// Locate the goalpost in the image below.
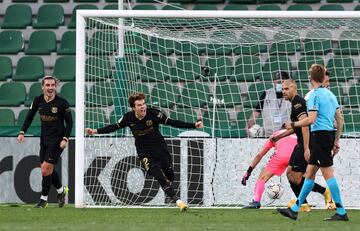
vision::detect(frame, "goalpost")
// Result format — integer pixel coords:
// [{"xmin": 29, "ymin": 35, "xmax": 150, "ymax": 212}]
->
[{"xmin": 76, "ymin": 10, "xmax": 360, "ymax": 208}]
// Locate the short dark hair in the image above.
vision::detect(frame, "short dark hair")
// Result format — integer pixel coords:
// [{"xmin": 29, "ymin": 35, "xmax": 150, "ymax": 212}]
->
[
  {"xmin": 309, "ymin": 64, "xmax": 325, "ymax": 83},
  {"xmin": 275, "ymin": 71, "xmax": 291, "ymax": 80},
  {"xmin": 128, "ymin": 92, "xmax": 145, "ymax": 107},
  {"xmin": 41, "ymin": 75, "xmax": 59, "ymax": 86}
]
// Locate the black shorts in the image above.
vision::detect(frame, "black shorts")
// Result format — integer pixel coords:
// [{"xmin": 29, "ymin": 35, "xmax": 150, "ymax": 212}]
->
[
  {"xmin": 288, "ymin": 144, "xmax": 308, "ymax": 173},
  {"xmin": 309, "ymin": 131, "xmax": 335, "ymax": 167},
  {"xmin": 140, "ymin": 149, "xmax": 172, "ymax": 172},
  {"xmin": 39, "ymin": 138, "xmax": 64, "ymax": 164}
]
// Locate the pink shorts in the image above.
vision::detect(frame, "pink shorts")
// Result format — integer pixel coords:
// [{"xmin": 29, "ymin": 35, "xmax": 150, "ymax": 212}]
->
[{"xmin": 265, "ymin": 152, "xmax": 290, "ymax": 176}]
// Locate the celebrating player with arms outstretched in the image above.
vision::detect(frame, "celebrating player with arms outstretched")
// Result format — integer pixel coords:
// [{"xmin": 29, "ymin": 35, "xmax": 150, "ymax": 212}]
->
[{"xmin": 86, "ymin": 92, "xmax": 203, "ymax": 211}]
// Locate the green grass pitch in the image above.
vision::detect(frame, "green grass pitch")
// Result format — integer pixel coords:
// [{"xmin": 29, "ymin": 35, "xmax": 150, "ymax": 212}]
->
[{"xmin": 1, "ymin": 204, "xmax": 359, "ymax": 231}]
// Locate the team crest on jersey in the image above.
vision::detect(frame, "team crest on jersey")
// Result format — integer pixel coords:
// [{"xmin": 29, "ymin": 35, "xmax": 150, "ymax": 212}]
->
[
  {"xmin": 51, "ymin": 107, "xmax": 58, "ymax": 114},
  {"xmin": 146, "ymin": 120, "xmax": 153, "ymax": 126}
]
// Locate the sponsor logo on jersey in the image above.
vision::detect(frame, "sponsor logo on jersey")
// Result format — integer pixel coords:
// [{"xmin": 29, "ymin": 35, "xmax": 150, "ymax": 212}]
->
[{"xmin": 294, "ymin": 103, "xmax": 302, "ymax": 109}]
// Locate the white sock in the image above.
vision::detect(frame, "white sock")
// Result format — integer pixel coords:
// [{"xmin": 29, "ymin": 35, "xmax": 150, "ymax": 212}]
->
[
  {"xmin": 57, "ymin": 186, "xmax": 64, "ymax": 194},
  {"xmin": 40, "ymin": 195, "xmax": 48, "ymax": 201}
]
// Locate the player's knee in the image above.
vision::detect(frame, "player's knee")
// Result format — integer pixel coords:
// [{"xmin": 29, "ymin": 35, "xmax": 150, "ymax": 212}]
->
[
  {"xmin": 41, "ymin": 163, "xmax": 53, "ymax": 176},
  {"xmin": 286, "ymin": 171, "xmax": 293, "ymax": 181},
  {"xmin": 303, "ymin": 171, "xmax": 315, "ymax": 180}
]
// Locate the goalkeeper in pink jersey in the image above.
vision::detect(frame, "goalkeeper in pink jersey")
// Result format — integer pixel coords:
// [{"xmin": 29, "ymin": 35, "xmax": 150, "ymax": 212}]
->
[{"xmin": 241, "ymin": 128, "xmax": 297, "ymax": 209}]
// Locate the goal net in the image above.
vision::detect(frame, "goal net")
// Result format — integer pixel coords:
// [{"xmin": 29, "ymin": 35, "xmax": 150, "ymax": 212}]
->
[{"xmin": 76, "ymin": 10, "xmax": 360, "ymax": 208}]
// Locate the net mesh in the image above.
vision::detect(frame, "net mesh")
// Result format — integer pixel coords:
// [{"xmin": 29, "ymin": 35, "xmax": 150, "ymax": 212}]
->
[{"xmin": 81, "ymin": 15, "xmax": 360, "ymax": 207}]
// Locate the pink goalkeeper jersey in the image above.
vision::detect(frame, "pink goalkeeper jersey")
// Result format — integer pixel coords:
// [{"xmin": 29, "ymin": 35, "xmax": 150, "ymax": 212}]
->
[
  {"xmin": 264, "ymin": 130, "xmax": 297, "ymax": 156},
  {"xmin": 263, "ymin": 130, "xmax": 298, "ymax": 176}
]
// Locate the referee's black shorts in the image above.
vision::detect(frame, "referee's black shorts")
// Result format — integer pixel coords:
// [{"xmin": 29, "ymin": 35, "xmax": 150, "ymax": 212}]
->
[
  {"xmin": 289, "ymin": 144, "xmax": 308, "ymax": 173},
  {"xmin": 309, "ymin": 131, "xmax": 335, "ymax": 167}
]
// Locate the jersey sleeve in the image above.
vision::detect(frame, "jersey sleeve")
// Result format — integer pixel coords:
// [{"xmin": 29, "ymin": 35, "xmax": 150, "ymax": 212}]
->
[
  {"xmin": 20, "ymin": 96, "xmax": 40, "ymax": 133},
  {"xmin": 263, "ymin": 139, "xmax": 275, "ymax": 149},
  {"xmin": 152, "ymin": 108, "xmax": 196, "ymax": 129},
  {"xmin": 97, "ymin": 113, "xmax": 127, "ymax": 134},
  {"xmin": 294, "ymin": 99, "xmax": 307, "ymax": 120},
  {"xmin": 63, "ymin": 100, "xmax": 73, "ymax": 138},
  {"xmin": 307, "ymin": 92, "xmax": 319, "ymax": 112},
  {"xmin": 116, "ymin": 114, "xmax": 127, "ymax": 128},
  {"xmin": 152, "ymin": 108, "xmax": 167, "ymax": 124}
]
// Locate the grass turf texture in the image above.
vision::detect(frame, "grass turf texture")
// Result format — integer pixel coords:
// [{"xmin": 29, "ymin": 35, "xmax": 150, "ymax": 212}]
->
[{"xmin": 1, "ymin": 204, "xmax": 359, "ymax": 231}]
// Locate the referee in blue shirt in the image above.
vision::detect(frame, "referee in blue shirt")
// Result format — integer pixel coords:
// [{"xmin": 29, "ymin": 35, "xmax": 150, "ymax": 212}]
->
[{"xmin": 277, "ymin": 64, "xmax": 348, "ymax": 221}]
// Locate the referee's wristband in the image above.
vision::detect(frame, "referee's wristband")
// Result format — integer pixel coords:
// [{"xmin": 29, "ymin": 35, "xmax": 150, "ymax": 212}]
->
[
  {"xmin": 19, "ymin": 131, "xmax": 25, "ymax": 135},
  {"xmin": 62, "ymin": 137, "xmax": 69, "ymax": 142}
]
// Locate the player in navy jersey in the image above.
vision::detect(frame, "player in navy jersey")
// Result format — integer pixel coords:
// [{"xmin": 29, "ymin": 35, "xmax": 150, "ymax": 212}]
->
[
  {"xmin": 278, "ymin": 64, "xmax": 348, "ymax": 221},
  {"xmin": 17, "ymin": 76, "xmax": 73, "ymax": 208},
  {"xmin": 85, "ymin": 92, "xmax": 203, "ymax": 211},
  {"xmin": 273, "ymin": 79, "xmax": 334, "ymax": 212}
]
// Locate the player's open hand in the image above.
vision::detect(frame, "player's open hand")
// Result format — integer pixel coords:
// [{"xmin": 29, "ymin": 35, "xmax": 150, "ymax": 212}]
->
[
  {"xmin": 85, "ymin": 128, "xmax": 97, "ymax": 135},
  {"xmin": 17, "ymin": 134, "xmax": 25, "ymax": 143},
  {"xmin": 195, "ymin": 120, "xmax": 203, "ymax": 129}
]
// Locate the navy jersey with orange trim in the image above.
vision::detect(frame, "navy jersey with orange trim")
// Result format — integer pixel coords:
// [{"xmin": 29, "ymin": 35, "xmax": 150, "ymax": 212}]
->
[
  {"xmin": 21, "ymin": 94, "xmax": 73, "ymax": 140},
  {"xmin": 290, "ymin": 95, "xmax": 308, "ymax": 143},
  {"xmin": 97, "ymin": 107, "xmax": 196, "ymax": 156}
]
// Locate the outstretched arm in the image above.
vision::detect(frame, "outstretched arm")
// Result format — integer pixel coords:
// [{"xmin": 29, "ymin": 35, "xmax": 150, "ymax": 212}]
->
[
  {"xmin": 86, "ymin": 115, "xmax": 127, "ymax": 135},
  {"xmin": 270, "ymin": 128, "xmax": 294, "ymax": 143},
  {"xmin": 285, "ymin": 111, "xmax": 318, "ymax": 129},
  {"xmin": 163, "ymin": 118, "xmax": 200, "ymax": 129},
  {"xmin": 241, "ymin": 143, "xmax": 272, "ymax": 186},
  {"xmin": 249, "ymin": 145, "xmax": 272, "ymax": 170},
  {"xmin": 156, "ymin": 109, "xmax": 203, "ymax": 129},
  {"xmin": 85, "ymin": 123, "xmax": 122, "ymax": 135}
]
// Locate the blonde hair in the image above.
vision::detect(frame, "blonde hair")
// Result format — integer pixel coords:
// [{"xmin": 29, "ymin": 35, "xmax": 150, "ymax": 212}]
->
[{"xmin": 309, "ymin": 64, "xmax": 325, "ymax": 83}]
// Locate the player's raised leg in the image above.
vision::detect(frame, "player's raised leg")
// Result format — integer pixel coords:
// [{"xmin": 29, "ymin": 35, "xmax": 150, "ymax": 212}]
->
[{"xmin": 144, "ymin": 157, "xmax": 187, "ymax": 212}]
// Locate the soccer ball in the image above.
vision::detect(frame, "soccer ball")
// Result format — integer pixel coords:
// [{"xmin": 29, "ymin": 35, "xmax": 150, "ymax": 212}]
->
[
  {"xmin": 248, "ymin": 124, "xmax": 265, "ymax": 137},
  {"xmin": 267, "ymin": 183, "xmax": 284, "ymax": 200}
]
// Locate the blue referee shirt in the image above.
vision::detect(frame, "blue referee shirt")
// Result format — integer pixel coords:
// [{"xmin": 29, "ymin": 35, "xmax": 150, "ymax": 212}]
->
[{"xmin": 307, "ymin": 87, "xmax": 339, "ymax": 131}]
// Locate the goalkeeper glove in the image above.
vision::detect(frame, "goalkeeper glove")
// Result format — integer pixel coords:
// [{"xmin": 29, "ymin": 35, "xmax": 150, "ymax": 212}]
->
[{"xmin": 241, "ymin": 166, "xmax": 253, "ymax": 186}]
